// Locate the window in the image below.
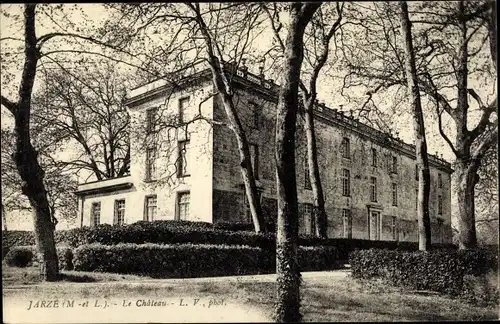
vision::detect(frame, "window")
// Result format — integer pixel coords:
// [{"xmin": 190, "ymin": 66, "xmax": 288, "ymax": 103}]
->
[
  {"xmin": 114, "ymin": 199, "xmax": 125, "ymax": 225},
  {"xmin": 303, "ymin": 203, "xmax": 314, "ymax": 235},
  {"xmin": 415, "ymin": 189, "xmax": 418, "ymax": 210},
  {"xmin": 144, "ymin": 195, "xmax": 157, "ymax": 221},
  {"xmin": 392, "ymin": 183, "xmax": 398, "ymax": 206},
  {"xmin": 304, "ymin": 160, "xmax": 311, "ymax": 190},
  {"xmin": 341, "ymin": 137, "xmax": 350, "ymax": 159},
  {"xmin": 250, "ymin": 102, "xmax": 259, "ymax": 129},
  {"xmin": 343, "ymin": 209, "xmax": 352, "ymax": 238},
  {"xmin": 371, "ymin": 148, "xmax": 377, "ymax": 167},
  {"xmin": 178, "ymin": 97, "xmax": 189, "ymax": 124},
  {"xmin": 177, "ymin": 140, "xmax": 190, "ymax": 177},
  {"xmin": 392, "ymin": 156, "xmax": 398, "ymax": 174},
  {"xmin": 370, "ymin": 177, "xmax": 377, "ymax": 202},
  {"xmin": 437, "ymin": 219, "xmax": 444, "ymax": 243},
  {"xmin": 177, "ymin": 192, "xmax": 190, "ymax": 220},
  {"xmin": 415, "ymin": 164, "xmax": 419, "ymax": 181},
  {"xmin": 438, "ymin": 173, "xmax": 443, "ymax": 188},
  {"xmin": 145, "ymin": 146, "xmax": 157, "ymax": 181},
  {"xmin": 146, "ymin": 107, "xmax": 158, "ymax": 134},
  {"xmin": 438, "ymin": 195, "xmax": 443, "ymax": 215},
  {"xmin": 249, "ymin": 143, "xmax": 259, "ymax": 180},
  {"xmin": 342, "ymin": 169, "xmax": 350, "ymax": 197},
  {"xmin": 91, "ymin": 202, "xmax": 101, "ymax": 227},
  {"xmin": 391, "ymin": 216, "xmax": 397, "ymax": 241}
]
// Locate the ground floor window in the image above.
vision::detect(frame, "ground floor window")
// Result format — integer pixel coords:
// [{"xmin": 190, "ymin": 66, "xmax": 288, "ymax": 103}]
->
[
  {"xmin": 391, "ymin": 216, "xmax": 398, "ymax": 241},
  {"xmin": 368, "ymin": 211, "xmax": 381, "ymax": 240},
  {"xmin": 114, "ymin": 199, "xmax": 125, "ymax": 225},
  {"xmin": 91, "ymin": 202, "xmax": 101, "ymax": 227},
  {"xmin": 177, "ymin": 192, "xmax": 190, "ymax": 220},
  {"xmin": 342, "ymin": 208, "xmax": 352, "ymax": 238},
  {"xmin": 145, "ymin": 195, "xmax": 157, "ymax": 221},
  {"xmin": 303, "ymin": 203, "xmax": 314, "ymax": 235}
]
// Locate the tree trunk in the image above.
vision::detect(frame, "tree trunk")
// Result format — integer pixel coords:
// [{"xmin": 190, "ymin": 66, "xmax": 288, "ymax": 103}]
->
[
  {"xmin": 455, "ymin": 160, "xmax": 480, "ymax": 249},
  {"xmin": 2, "ymin": 203, "xmax": 7, "ymax": 231},
  {"xmin": 304, "ymin": 101, "xmax": 328, "ymax": 238},
  {"xmin": 399, "ymin": 1, "xmax": 432, "ymax": 250},
  {"xmin": 12, "ymin": 4, "xmax": 59, "ymax": 281},
  {"xmin": 274, "ymin": 3, "xmax": 320, "ymax": 322},
  {"xmin": 213, "ymin": 70, "xmax": 266, "ymax": 234}
]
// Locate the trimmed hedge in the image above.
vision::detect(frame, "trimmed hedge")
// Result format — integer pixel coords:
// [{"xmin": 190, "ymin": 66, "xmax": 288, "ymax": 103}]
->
[
  {"xmin": 2, "ymin": 223, "xmax": 458, "ymax": 262},
  {"xmin": 74, "ymin": 243, "xmax": 270, "ymax": 277},
  {"xmin": 3, "ymin": 245, "xmax": 74, "ymax": 270},
  {"xmin": 350, "ymin": 248, "xmax": 498, "ymax": 296},
  {"xmin": 73, "ymin": 243, "xmax": 340, "ymax": 277},
  {"xmin": 4, "ymin": 246, "xmax": 34, "ymax": 267}
]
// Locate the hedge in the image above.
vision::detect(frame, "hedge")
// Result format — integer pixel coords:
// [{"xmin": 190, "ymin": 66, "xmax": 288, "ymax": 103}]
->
[
  {"xmin": 3, "ymin": 245, "xmax": 73, "ymax": 270},
  {"xmin": 73, "ymin": 243, "xmax": 340, "ymax": 277},
  {"xmin": 3, "ymin": 222, "xmax": 458, "ymax": 260},
  {"xmin": 349, "ymin": 248, "xmax": 499, "ymax": 296},
  {"xmin": 4, "ymin": 246, "xmax": 35, "ymax": 267}
]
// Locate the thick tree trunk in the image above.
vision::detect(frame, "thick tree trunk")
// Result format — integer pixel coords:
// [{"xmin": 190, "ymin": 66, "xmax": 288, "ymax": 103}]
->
[
  {"xmin": 274, "ymin": 3, "xmax": 320, "ymax": 322},
  {"xmin": 304, "ymin": 102, "xmax": 328, "ymax": 238},
  {"xmin": 399, "ymin": 1, "xmax": 432, "ymax": 250},
  {"xmin": 12, "ymin": 4, "xmax": 59, "ymax": 281},
  {"xmin": 455, "ymin": 160, "xmax": 480, "ymax": 249}
]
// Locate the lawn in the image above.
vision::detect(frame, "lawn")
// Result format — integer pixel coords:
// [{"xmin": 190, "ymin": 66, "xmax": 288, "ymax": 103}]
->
[{"xmin": 2, "ymin": 265, "xmax": 498, "ymax": 322}]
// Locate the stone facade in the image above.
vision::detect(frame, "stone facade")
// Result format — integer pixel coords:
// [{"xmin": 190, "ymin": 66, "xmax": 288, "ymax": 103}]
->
[{"xmin": 75, "ymin": 64, "xmax": 453, "ymax": 243}]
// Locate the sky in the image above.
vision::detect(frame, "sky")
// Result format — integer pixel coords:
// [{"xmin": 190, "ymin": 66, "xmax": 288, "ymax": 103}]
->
[{"xmin": 0, "ymin": 3, "xmax": 496, "ymax": 231}]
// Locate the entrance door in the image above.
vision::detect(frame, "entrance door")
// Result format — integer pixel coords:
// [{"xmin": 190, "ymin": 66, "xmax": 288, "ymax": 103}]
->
[{"xmin": 369, "ymin": 211, "xmax": 380, "ymax": 240}]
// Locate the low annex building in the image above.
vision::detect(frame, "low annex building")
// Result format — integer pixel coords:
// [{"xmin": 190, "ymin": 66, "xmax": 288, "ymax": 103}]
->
[{"xmin": 74, "ymin": 62, "xmax": 453, "ymax": 243}]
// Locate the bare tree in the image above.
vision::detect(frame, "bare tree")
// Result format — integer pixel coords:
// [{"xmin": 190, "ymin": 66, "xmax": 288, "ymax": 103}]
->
[
  {"xmin": 103, "ymin": 3, "xmax": 268, "ymax": 233},
  {"xmin": 264, "ymin": 2, "xmax": 345, "ymax": 238},
  {"xmin": 398, "ymin": 1, "xmax": 431, "ymax": 250},
  {"xmin": 272, "ymin": 3, "xmax": 321, "ymax": 322},
  {"xmin": 339, "ymin": 1, "xmax": 497, "ymax": 249},
  {"xmin": 31, "ymin": 63, "xmax": 131, "ymax": 181},
  {"xmin": 0, "ymin": 3, "xmax": 137, "ymax": 280},
  {"xmin": 1, "ymin": 127, "xmax": 78, "ymax": 230}
]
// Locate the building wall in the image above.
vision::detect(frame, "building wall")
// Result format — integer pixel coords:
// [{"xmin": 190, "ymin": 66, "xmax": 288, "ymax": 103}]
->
[
  {"xmin": 80, "ymin": 79, "xmax": 215, "ymax": 226},
  {"xmin": 212, "ymin": 81, "xmax": 452, "ymax": 242}
]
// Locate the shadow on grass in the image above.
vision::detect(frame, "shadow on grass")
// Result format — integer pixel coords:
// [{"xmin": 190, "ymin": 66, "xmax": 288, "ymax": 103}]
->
[{"xmin": 59, "ymin": 273, "xmax": 98, "ymax": 283}]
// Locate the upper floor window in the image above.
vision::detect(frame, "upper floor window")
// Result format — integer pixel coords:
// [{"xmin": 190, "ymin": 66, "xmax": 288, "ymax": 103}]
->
[
  {"xmin": 342, "ymin": 169, "xmax": 350, "ymax": 197},
  {"xmin": 177, "ymin": 192, "xmax": 190, "ymax": 220},
  {"xmin": 341, "ymin": 137, "xmax": 350, "ymax": 159},
  {"xmin": 91, "ymin": 202, "xmax": 101, "ymax": 227},
  {"xmin": 177, "ymin": 140, "xmax": 190, "ymax": 177},
  {"xmin": 114, "ymin": 199, "xmax": 125, "ymax": 225},
  {"xmin": 145, "ymin": 146, "xmax": 157, "ymax": 181},
  {"xmin": 370, "ymin": 177, "xmax": 378, "ymax": 202},
  {"xmin": 178, "ymin": 97, "xmax": 189, "ymax": 124},
  {"xmin": 249, "ymin": 143, "xmax": 259, "ymax": 180},
  {"xmin": 144, "ymin": 195, "xmax": 157, "ymax": 221},
  {"xmin": 304, "ymin": 159, "xmax": 311, "ymax": 190},
  {"xmin": 438, "ymin": 173, "xmax": 443, "ymax": 188},
  {"xmin": 392, "ymin": 183, "xmax": 398, "ymax": 206},
  {"xmin": 438, "ymin": 195, "xmax": 443, "ymax": 215},
  {"xmin": 146, "ymin": 107, "xmax": 158, "ymax": 134},
  {"xmin": 250, "ymin": 102, "xmax": 260, "ymax": 129},
  {"xmin": 371, "ymin": 148, "xmax": 377, "ymax": 167},
  {"xmin": 392, "ymin": 156, "xmax": 398, "ymax": 174}
]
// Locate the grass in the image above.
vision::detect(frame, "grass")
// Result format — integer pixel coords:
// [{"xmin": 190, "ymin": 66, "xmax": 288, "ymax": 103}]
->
[{"xmin": 3, "ymin": 265, "xmax": 499, "ymax": 322}]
